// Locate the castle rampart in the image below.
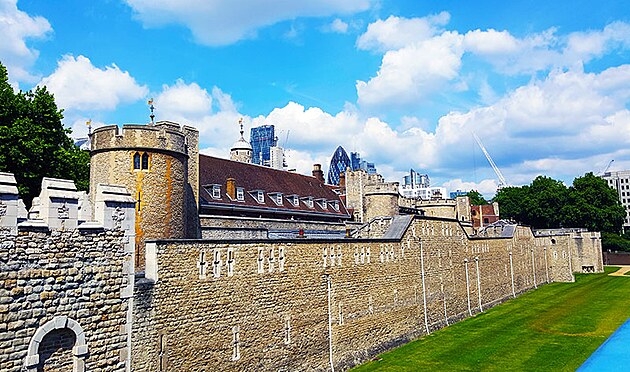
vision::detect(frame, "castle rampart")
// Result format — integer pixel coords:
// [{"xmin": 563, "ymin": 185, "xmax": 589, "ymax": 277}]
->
[
  {"xmin": 132, "ymin": 216, "xmax": 601, "ymax": 371},
  {"xmin": 0, "ymin": 175, "xmax": 136, "ymax": 372}
]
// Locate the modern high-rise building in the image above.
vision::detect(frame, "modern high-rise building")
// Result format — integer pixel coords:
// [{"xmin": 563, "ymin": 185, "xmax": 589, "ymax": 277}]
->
[
  {"xmin": 399, "ymin": 169, "xmax": 446, "ymax": 200},
  {"xmin": 601, "ymin": 170, "xmax": 630, "ymax": 229},
  {"xmin": 327, "ymin": 146, "xmax": 352, "ymax": 185},
  {"xmin": 350, "ymin": 151, "xmax": 377, "ymax": 174},
  {"xmin": 250, "ymin": 125, "xmax": 277, "ymax": 166}
]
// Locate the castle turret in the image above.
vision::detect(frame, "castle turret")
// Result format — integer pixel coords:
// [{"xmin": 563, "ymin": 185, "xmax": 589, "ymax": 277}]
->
[
  {"xmin": 230, "ymin": 118, "xmax": 252, "ymax": 163},
  {"xmin": 89, "ymin": 121, "xmax": 199, "ymax": 268}
]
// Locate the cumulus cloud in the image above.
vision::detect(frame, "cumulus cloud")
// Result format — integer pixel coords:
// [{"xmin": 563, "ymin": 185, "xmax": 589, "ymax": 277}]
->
[
  {"xmin": 356, "ymin": 15, "xmax": 630, "ymax": 107},
  {"xmin": 0, "ymin": 0, "xmax": 52, "ymax": 83},
  {"xmin": 39, "ymin": 55, "xmax": 148, "ymax": 111},
  {"xmin": 357, "ymin": 12, "xmax": 449, "ymax": 52},
  {"xmin": 441, "ymin": 179, "xmax": 498, "ymax": 198},
  {"xmin": 357, "ymin": 31, "xmax": 465, "ymax": 106},
  {"xmin": 124, "ymin": 0, "xmax": 372, "ymax": 46}
]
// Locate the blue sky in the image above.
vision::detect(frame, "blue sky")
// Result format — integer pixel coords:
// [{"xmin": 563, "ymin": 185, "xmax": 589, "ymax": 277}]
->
[{"xmin": 2, "ymin": 0, "xmax": 629, "ymax": 197}]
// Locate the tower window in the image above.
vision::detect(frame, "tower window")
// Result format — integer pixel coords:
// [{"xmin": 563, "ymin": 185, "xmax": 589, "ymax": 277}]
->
[
  {"xmin": 133, "ymin": 152, "xmax": 149, "ymax": 170},
  {"xmin": 142, "ymin": 152, "xmax": 149, "ymax": 169},
  {"xmin": 133, "ymin": 152, "xmax": 141, "ymax": 169}
]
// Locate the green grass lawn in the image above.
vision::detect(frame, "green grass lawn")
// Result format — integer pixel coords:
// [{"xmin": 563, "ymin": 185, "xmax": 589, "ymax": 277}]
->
[{"xmin": 353, "ymin": 266, "xmax": 630, "ymax": 372}]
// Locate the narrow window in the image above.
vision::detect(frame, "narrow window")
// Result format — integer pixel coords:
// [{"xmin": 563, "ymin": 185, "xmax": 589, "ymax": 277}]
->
[
  {"xmin": 354, "ymin": 248, "xmax": 359, "ymax": 265},
  {"xmin": 330, "ymin": 246, "xmax": 335, "ymax": 266},
  {"xmin": 284, "ymin": 316, "xmax": 291, "ymax": 345},
  {"xmin": 337, "ymin": 246, "xmax": 342, "ymax": 267},
  {"xmin": 141, "ymin": 152, "xmax": 149, "ymax": 170},
  {"xmin": 197, "ymin": 251, "xmax": 207, "ymax": 279},
  {"xmin": 276, "ymin": 194, "xmax": 283, "ymax": 205},
  {"xmin": 366, "ymin": 247, "xmax": 371, "ymax": 263},
  {"xmin": 133, "ymin": 152, "xmax": 141, "ymax": 169},
  {"xmin": 292, "ymin": 196, "xmax": 299, "ymax": 206},
  {"xmin": 232, "ymin": 326, "xmax": 240, "ymax": 361},
  {"xmin": 227, "ymin": 248, "xmax": 235, "ymax": 277},
  {"xmin": 380, "ymin": 247, "xmax": 385, "ymax": 263},
  {"xmin": 278, "ymin": 247, "xmax": 285, "ymax": 272},
  {"xmin": 323, "ymin": 247, "xmax": 328, "ymax": 268},
  {"xmin": 257, "ymin": 191, "xmax": 264, "ymax": 203},
  {"xmin": 257, "ymin": 248, "xmax": 264, "ymax": 274},
  {"xmin": 213, "ymin": 250, "xmax": 221, "ymax": 278},
  {"xmin": 360, "ymin": 247, "xmax": 365, "ymax": 264},
  {"xmin": 268, "ymin": 248, "xmax": 275, "ymax": 273}
]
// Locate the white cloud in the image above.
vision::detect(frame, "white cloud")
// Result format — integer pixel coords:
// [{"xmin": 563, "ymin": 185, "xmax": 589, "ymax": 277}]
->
[
  {"xmin": 357, "ymin": 12, "xmax": 449, "ymax": 52},
  {"xmin": 154, "ymin": 79, "xmax": 212, "ymax": 119},
  {"xmin": 0, "ymin": 0, "xmax": 52, "ymax": 83},
  {"xmin": 463, "ymin": 29, "xmax": 519, "ymax": 54},
  {"xmin": 329, "ymin": 18, "xmax": 348, "ymax": 33},
  {"xmin": 124, "ymin": 0, "xmax": 372, "ymax": 46},
  {"xmin": 39, "ymin": 55, "xmax": 148, "ymax": 111},
  {"xmin": 356, "ymin": 31, "xmax": 464, "ymax": 106}
]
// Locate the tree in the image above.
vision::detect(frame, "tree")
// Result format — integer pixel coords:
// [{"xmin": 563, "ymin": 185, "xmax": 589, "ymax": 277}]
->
[
  {"xmin": 0, "ymin": 62, "xmax": 89, "ymax": 207},
  {"xmin": 562, "ymin": 173, "xmax": 625, "ymax": 233},
  {"xmin": 493, "ymin": 173, "xmax": 624, "ymax": 233},
  {"xmin": 466, "ymin": 190, "xmax": 488, "ymax": 205}
]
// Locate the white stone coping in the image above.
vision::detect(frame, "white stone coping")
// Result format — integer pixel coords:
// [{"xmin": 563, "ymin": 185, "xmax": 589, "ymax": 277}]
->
[
  {"xmin": 0, "ymin": 172, "xmax": 18, "ymax": 194},
  {"xmin": 95, "ymin": 184, "xmax": 135, "ymax": 203}
]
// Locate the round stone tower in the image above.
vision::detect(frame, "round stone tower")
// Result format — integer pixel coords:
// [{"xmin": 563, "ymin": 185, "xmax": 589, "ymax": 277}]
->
[{"xmin": 89, "ymin": 121, "xmax": 199, "ymax": 269}]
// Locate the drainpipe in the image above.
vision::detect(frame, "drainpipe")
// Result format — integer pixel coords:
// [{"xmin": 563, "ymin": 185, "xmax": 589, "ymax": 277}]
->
[
  {"xmin": 325, "ymin": 274, "xmax": 335, "ymax": 372},
  {"xmin": 419, "ymin": 239, "xmax": 430, "ymax": 334},
  {"xmin": 509, "ymin": 251, "xmax": 515, "ymax": 298},
  {"xmin": 464, "ymin": 258, "xmax": 472, "ymax": 316},
  {"xmin": 475, "ymin": 256, "xmax": 483, "ymax": 312}
]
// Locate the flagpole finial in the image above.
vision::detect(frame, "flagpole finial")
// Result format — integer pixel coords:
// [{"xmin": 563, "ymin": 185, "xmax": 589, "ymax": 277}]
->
[{"xmin": 148, "ymin": 98, "xmax": 155, "ymax": 124}]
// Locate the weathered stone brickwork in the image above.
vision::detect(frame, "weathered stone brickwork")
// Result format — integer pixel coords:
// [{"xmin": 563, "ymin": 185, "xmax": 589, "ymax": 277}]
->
[
  {"xmin": 0, "ymin": 227, "xmax": 129, "ymax": 372},
  {"xmin": 133, "ymin": 216, "xmax": 602, "ymax": 371}
]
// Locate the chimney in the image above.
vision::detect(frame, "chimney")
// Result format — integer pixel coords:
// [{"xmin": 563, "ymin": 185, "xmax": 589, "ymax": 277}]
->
[
  {"xmin": 312, "ymin": 164, "xmax": 325, "ymax": 183},
  {"xmin": 226, "ymin": 178, "xmax": 236, "ymax": 200}
]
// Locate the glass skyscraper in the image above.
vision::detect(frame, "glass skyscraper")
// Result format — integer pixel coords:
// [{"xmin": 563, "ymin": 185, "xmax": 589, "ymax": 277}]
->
[{"xmin": 250, "ymin": 125, "xmax": 277, "ymax": 166}]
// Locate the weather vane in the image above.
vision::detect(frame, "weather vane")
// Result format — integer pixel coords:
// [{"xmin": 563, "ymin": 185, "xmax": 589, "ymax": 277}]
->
[
  {"xmin": 148, "ymin": 98, "xmax": 155, "ymax": 124},
  {"xmin": 239, "ymin": 117, "xmax": 244, "ymax": 138},
  {"xmin": 86, "ymin": 119, "xmax": 92, "ymax": 135}
]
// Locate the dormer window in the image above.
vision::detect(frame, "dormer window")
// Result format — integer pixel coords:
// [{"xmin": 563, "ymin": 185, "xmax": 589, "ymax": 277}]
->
[
  {"xmin": 287, "ymin": 195, "xmax": 299, "ymax": 207},
  {"xmin": 301, "ymin": 197, "xmax": 314, "ymax": 208},
  {"xmin": 269, "ymin": 193, "xmax": 283, "ymax": 206},
  {"xmin": 316, "ymin": 199, "xmax": 327, "ymax": 209},
  {"xmin": 330, "ymin": 200, "xmax": 339, "ymax": 211},
  {"xmin": 236, "ymin": 188, "xmax": 244, "ymax": 201},
  {"xmin": 257, "ymin": 191, "xmax": 265, "ymax": 203},
  {"xmin": 211, "ymin": 185, "xmax": 221, "ymax": 199}
]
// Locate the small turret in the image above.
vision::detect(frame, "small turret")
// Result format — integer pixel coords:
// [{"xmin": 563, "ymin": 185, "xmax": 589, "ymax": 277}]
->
[{"xmin": 230, "ymin": 118, "xmax": 252, "ymax": 163}]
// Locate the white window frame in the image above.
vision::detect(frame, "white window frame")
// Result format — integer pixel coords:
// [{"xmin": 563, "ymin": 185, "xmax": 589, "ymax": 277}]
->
[
  {"xmin": 212, "ymin": 185, "xmax": 221, "ymax": 199},
  {"xmin": 236, "ymin": 188, "xmax": 244, "ymax": 201}
]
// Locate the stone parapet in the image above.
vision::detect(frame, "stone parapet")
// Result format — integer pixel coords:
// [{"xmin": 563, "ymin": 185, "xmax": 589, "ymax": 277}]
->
[{"xmin": 91, "ymin": 122, "xmax": 190, "ymax": 157}]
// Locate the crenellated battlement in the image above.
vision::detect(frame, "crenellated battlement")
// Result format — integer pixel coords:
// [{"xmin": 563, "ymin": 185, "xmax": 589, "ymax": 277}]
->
[{"xmin": 91, "ymin": 121, "xmax": 198, "ymax": 157}]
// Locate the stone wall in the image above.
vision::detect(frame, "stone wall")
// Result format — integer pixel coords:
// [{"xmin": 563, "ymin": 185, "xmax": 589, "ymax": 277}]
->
[
  {"xmin": 0, "ymin": 174, "xmax": 135, "ymax": 372},
  {"xmin": 132, "ymin": 215, "xmax": 596, "ymax": 371}
]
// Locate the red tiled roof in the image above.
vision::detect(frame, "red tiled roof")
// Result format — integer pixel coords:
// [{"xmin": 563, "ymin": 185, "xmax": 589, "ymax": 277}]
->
[{"xmin": 198, "ymin": 155, "xmax": 350, "ymax": 218}]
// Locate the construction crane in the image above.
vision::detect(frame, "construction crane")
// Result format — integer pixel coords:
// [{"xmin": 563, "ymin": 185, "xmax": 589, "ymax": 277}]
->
[
  {"xmin": 473, "ymin": 133, "xmax": 508, "ymax": 188},
  {"xmin": 599, "ymin": 159, "xmax": 614, "ymax": 175}
]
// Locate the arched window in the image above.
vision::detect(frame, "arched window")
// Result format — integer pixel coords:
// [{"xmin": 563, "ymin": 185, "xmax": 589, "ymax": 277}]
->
[
  {"xmin": 133, "ymin": 152, "xmax": 141, "ymax": 169},
  {"xmin": 141, "ymin": 152, "xmax": 149, "ymax": 170}
]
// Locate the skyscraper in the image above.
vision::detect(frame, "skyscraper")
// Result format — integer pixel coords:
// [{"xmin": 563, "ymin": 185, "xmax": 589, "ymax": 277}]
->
[
  {"xmin": 327, "ymin": 146, "xmax": 352, "ymax": 185},
  {"xmin": 250, "ymin": 125, "xmax": 277, "ymax": 166}
]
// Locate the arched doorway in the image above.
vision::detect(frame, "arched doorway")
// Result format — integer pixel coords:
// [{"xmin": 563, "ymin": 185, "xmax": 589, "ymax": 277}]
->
[{"xmin": 24, "ymin": 316, "xmax": 88, "ymax": 372}]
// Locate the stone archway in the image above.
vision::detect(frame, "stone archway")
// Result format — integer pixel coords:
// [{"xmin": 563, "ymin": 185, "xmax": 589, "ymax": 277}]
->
[{"xmin": 24, "ymin": 316, "xmax": 88, "ymax": 372}]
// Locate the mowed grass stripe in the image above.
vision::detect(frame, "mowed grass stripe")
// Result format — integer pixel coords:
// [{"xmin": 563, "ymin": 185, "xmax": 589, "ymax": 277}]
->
[{"xmin": 353, "ymin": 266, "xmax": 630, "ymax": 372}]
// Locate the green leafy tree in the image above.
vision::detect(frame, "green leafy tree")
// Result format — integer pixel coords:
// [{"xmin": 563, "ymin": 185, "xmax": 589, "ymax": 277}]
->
[
  {"xmin": 493, "ymin": 173, "xmax": 624, "ymax": 233},
  {"xmin": 0, "ymin": 62, "xmax": 89, "ymax": 206},
  {"xmin": 562, "ymin": 172, "xmax": 625, "ymax": 233},
  {"xmin": 466, "ymin": 190, "xmax": 488, "ymax": 205}
]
